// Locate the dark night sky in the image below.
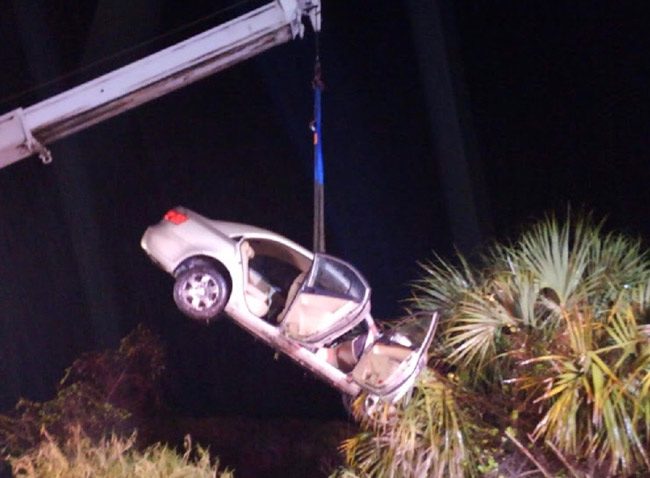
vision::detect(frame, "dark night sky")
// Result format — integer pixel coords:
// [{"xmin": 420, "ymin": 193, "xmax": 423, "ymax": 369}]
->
[{"xmin": 0, "ymin": 1, "xmax": 648, "ymax": 418}]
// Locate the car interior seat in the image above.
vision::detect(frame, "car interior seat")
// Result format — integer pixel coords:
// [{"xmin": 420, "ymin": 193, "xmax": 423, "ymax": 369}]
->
[
  {"xmin": 276, "ymin": 271, "xmax": 306, "ymax": 323},
  {"xmin": 351, "ymin": 343, "xmax": 413, "ymax": 389},
  {"xmin": 240, "ymin": 241, "xmax": 271, "ymax": 317}
]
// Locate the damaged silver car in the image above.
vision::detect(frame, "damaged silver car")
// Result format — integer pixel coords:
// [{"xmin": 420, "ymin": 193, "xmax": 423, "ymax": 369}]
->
[{"xmin": 141, "ymin": 207, "xmax": 436, "ymax": 412}]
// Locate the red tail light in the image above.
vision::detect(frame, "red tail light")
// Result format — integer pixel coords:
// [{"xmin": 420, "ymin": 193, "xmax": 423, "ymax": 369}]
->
[{"xmin": 164, "ymin": 209, "xmax": 188, "ymax": 225}]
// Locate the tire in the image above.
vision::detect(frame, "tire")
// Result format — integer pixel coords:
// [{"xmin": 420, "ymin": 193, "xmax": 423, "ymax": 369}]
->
[{"xmin": 173, "ymin": 262, "xmax": 230, "ymax": 322}]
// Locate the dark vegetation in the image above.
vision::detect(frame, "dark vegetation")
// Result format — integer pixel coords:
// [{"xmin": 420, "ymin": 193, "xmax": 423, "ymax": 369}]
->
[
  {"xmin": 337, "ymin": 214, "xmax": 650, "ymax": 477},
  {"xmin": 0, "ymin": 324, "xmax": 351, "ymax": 477}
]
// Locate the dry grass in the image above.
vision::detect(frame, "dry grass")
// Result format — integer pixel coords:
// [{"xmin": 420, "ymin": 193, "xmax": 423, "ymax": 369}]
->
[{"xmin": 7, "ymin": 427, "xmax": 233, "ymax": 478}]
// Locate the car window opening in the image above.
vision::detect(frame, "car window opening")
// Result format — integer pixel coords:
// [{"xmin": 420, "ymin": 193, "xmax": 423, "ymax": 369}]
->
[
  {"xmin": 240, "ymin": 239, "xmax": 310, "ymax": 322},
  {"xmin": 303, "ymin": 255, "xmax": 367, "ymax": 302}
]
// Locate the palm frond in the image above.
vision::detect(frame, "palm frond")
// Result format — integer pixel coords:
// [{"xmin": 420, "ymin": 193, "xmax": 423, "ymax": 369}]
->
[
  {"xmin": 342, "ymin": 370, "xmax": 479, "ymax": 478},
  {"xmin": 633, "ymin": 281, "xmax": 650, "ymax": 323},
  {"xmin": 412, "ymin": 253, "xmax": 479, "ymax": 312},
  {"xmin": 491, "ymin": 268, "xmax": 544, "ymax": 330},
  {"xmin": 443, "ymin": 292, "xmax": 517, "ymax": 372},
  {"xmin": 508, "ymin": 214, "xmax": 596, "ymax": 309},
  {"xmin": 347, "ymin": 211, "xmax": 650, "ymax": 477},
  {"xmin": 522, "ymin": 305, "xmax": 650, "ymax": 475},
  {"xmin": 594, "ymin": 232, "xmax": 650, "ymax": 286}
]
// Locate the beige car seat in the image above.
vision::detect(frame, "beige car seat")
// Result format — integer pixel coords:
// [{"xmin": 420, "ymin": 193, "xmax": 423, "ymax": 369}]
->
[
  {"xmin": 241, "ymin": 241, "xmax": 271, "ymax": 317},
  {"xmin": 277, "ymin": 272, "xmax": 306, "ymax": 323}
]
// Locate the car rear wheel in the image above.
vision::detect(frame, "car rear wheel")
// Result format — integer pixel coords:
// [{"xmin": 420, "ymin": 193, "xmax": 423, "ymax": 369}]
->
[{"xmin": 173, "ymin": 263, "xmax": 230, "ymax": 322}]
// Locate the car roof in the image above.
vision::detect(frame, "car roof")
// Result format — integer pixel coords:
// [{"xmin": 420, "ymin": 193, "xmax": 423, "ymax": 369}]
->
[
  {"xmin": 179, "ymin": 207, "xmax": 313, "ymax": 258},
  {"xmin": 212, "ymin": 220, "xmax": 314, "ymax": 261}
]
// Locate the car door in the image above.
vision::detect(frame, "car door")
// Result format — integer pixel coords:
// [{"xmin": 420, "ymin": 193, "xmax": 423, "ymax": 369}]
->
[
  {"xmin": 280, "ymin": 254, "xmax": 371, "ymax": 345},
  {"xmin": 236, "ymin": 237, "xmax": 312, "ymax": 320},
  {"xmin": 350, "ymin": 312, "xmax": 438, "ymax": 399}
]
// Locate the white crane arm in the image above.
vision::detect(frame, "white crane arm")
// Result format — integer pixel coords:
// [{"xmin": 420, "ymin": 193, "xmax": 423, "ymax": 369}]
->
[{"xmin": 0, "ymin": 0, "xmax": 320, "ymax": 169}]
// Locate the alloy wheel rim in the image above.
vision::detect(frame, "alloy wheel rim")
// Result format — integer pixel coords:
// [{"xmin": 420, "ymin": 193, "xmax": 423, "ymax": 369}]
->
[{"xmin": 181, "ymin": 272, "xmax": 220, "ymax": 311}]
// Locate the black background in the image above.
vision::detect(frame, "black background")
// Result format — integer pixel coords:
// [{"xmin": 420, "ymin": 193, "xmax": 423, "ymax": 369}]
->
[{"xmin": 0, "ymin": 1, "xmax": 648, "ymax": 418}]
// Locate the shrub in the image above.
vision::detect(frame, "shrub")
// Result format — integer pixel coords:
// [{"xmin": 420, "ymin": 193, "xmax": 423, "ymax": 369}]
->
[
  {"xmin": 339, "ymin": 214, "xmax": 650, "ymax": 477},
  {"xmin": 0, "ymin": 324, "xmax": 165, "ymax": 456},
  {"xmin": 7, "ymin": 426, "xmax": 233, "ymax": 478},
  {"xmin": 337, "ymin": 369, "xmax": 489, "ymax": 478}
]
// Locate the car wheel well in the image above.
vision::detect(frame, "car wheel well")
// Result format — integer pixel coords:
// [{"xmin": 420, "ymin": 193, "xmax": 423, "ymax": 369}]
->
[{"xmin": 174, "ymin": 256, "xmax": 232, "ymax": 291}]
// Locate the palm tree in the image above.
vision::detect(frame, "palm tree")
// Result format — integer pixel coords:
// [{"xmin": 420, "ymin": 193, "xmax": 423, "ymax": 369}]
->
[{"xmin": 337, "ymin": 213, "xmax": 650, "ymax": 477}]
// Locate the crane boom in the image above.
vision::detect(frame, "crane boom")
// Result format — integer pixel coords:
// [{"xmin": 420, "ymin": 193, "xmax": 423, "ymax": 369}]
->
[{"xmin": 0, "ymin": 0, "xmax": 320, "ymax": 169}]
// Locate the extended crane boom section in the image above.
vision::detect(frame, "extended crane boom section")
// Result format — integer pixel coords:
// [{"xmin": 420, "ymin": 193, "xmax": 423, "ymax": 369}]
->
[{"xmin": 0, "ymin": 0, "xmax": 320, "ymax": 169}]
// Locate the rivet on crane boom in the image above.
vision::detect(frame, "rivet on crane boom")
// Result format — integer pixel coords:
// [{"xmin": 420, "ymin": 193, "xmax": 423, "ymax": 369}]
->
[{"xmin": 0, "ymin": 0, "xmax": 321, "ymax": 170}]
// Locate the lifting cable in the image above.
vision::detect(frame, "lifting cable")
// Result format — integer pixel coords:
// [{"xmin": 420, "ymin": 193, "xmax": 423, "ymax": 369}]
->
[{"xmin": 311, "ymin": 29, "xmax": 326, "ymax": 254}]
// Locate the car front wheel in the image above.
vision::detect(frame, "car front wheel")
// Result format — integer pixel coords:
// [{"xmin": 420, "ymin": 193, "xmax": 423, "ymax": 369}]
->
[{"xmin": 173, "ymin": 263, "xmax": 230, "ymax": 322}]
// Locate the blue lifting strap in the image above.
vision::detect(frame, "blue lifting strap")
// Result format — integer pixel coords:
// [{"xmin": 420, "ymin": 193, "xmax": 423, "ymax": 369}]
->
[{"xmin": 312, "ymin": 55, "xmax": 325, "ymax": 253}]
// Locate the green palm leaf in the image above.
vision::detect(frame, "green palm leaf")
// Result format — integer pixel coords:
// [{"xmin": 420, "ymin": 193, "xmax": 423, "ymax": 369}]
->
[
  {"xmin": 341, "ymin": 371, "xmax": 479, "ymax": 478},
  {"xmin": 589, "ymin": 232, "xmax": 650, "ymax": 307},
  {"xmin": 444, "ymin": 292, "xmax": 517, "ymax": 371},
  {"xmin": 509, "ymin": 214, "xmax": 595, "ymax": 309},
  {"xmin": 412, "ymin": 253, "xmax": 478, "ymax": 312},
  {"xmin": 350, "ymin": 212, "xmax": 650, "ymax": 477}
]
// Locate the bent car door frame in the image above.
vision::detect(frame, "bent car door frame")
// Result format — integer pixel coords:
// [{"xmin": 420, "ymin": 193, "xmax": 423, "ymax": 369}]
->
[
  {"xmin": 351, "ymin": 312, "xmax": 439, "ymax": 400},
  {"xmin": 280, "ymin": 253, "xmax": 371, "ymax": 346}
]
